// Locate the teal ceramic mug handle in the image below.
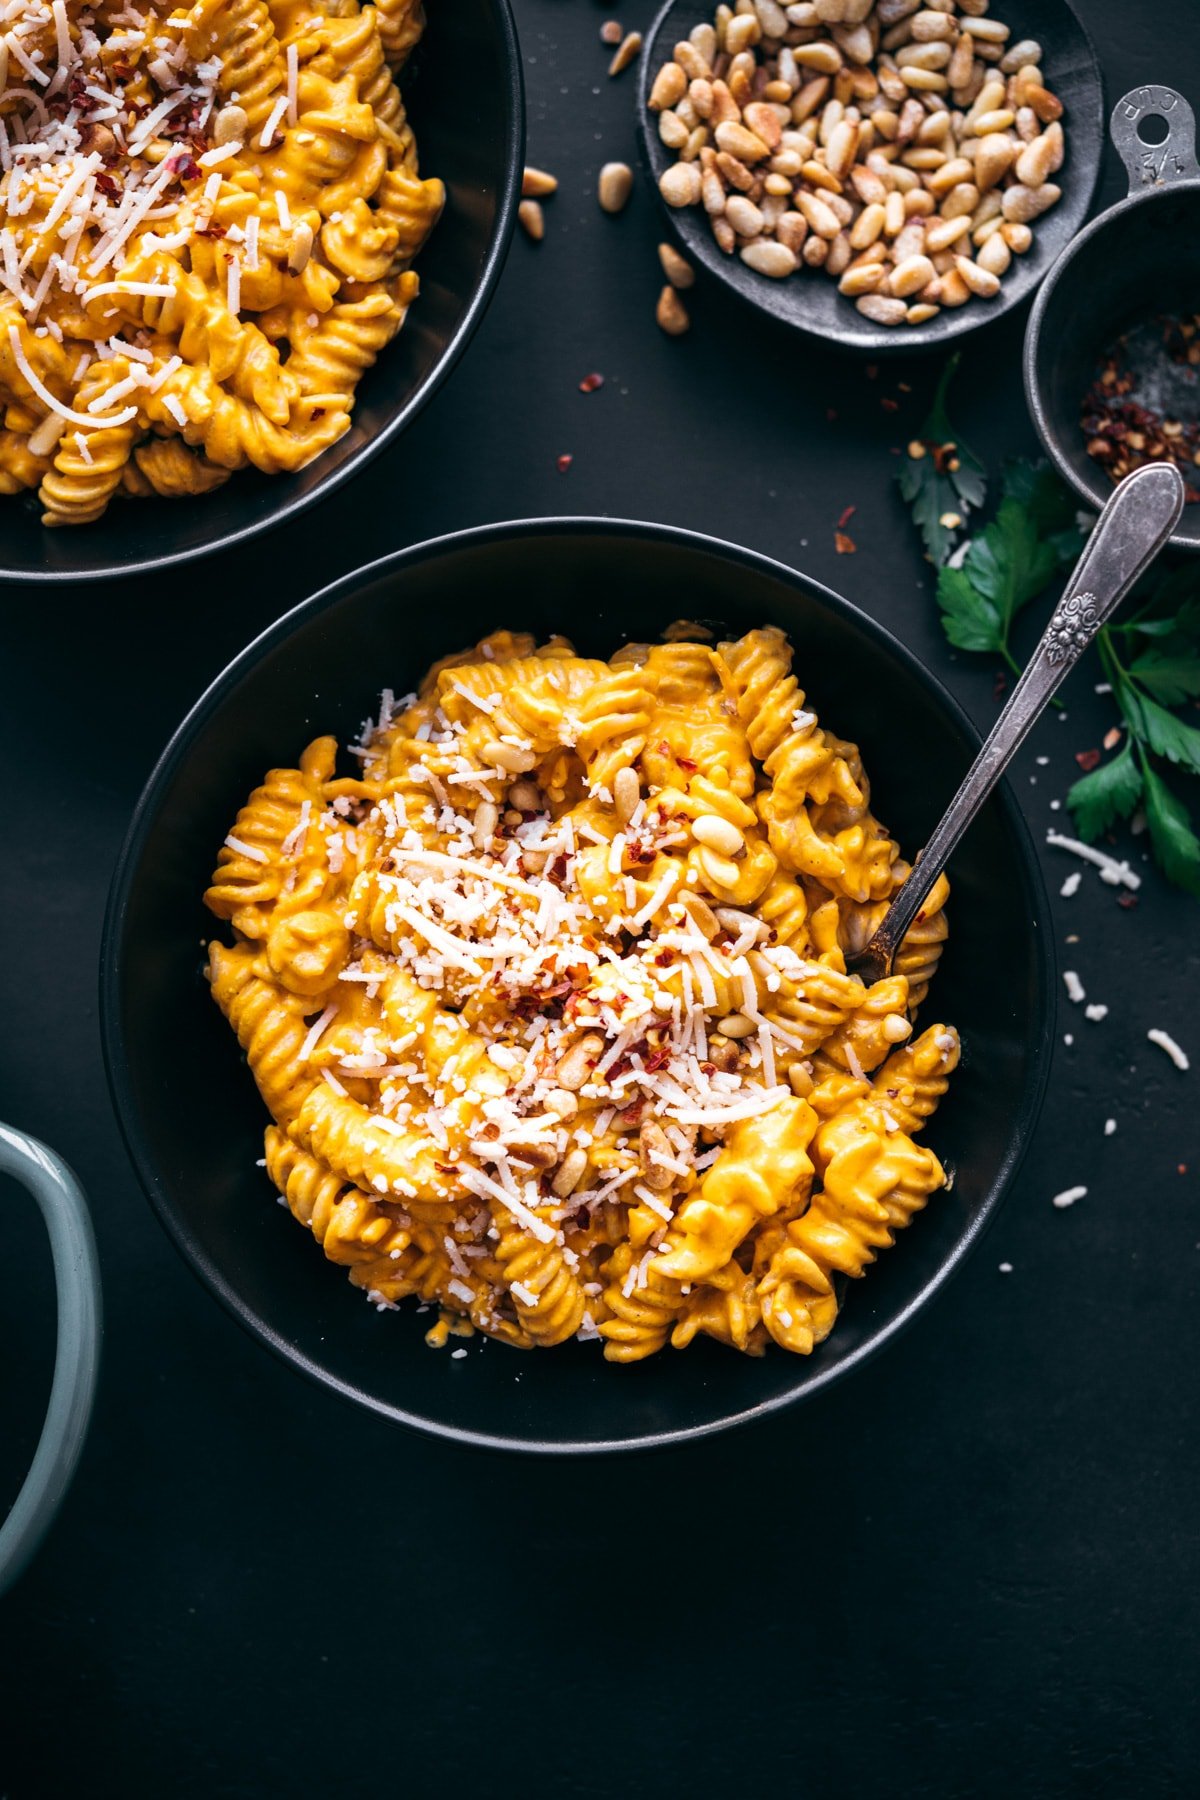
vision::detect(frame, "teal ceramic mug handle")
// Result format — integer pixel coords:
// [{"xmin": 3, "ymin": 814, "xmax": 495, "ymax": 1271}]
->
[{"xmin": 0, "ymin": 1124, "xmax": 101, "ymax": 1597}]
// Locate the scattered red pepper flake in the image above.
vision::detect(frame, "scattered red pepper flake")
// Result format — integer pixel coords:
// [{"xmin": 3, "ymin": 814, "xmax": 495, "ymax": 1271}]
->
[
  {"xmin": 881, "ymin": 396, "xmax": 899, "ymax": 412},
  {"xmin": 556, "ymin": 453, "xmax": 573, "ymax": 472},
  {"xmin": 579, "ymin": 372, "xmax": 604, "ymax": 393},
  {"xmin": 993, "ymin": 671, "xmax": 1007, "ymax": 700},
  {"xmin": 835, "ymin": 531, "xmax": 857, "ymax": 555},
  {"xmin": 1117, "ymin": 893, "xmax": 1138, "ymax": 909},
  {"xmin": 864, "ymin": 364, "xmax": 878, "ymax": 380},
  {"xmin": 1075, "ymin": 748, "xmax": 1102, "ymax": 771},
  {"xmin": 837, "ymin": 504, "xmax": 856, "ymax": 529},
  {"xmin": 1180, "ymin": 1164, "xmax": 1189, "ymax": 1175}
]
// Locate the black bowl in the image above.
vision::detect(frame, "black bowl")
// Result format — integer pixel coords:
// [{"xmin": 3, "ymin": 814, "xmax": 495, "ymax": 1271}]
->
[
  {"xmin": 101, "ymin": 519, "xmax": 1053, "ymax": 1453},
  {"xmin": 1, "ymin": 0, "xmax": 523, "ymax": 584},
  {"xmin": 1025, "ymin": 84, "xmax": 1200, "ymax": 554},
  {"xmin": 636, "ymin": 0, "xmax": 1103, "ymax": 354}
]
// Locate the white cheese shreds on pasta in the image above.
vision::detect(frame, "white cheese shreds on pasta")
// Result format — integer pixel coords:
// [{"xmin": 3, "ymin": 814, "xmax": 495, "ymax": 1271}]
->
[{"xmin": 204, "ymin": 626, "xmax": 961, "ymax": 1364}]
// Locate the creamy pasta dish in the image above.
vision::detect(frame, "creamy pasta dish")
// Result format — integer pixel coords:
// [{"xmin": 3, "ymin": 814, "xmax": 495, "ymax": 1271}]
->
[
  {"xmin": 204, "ymin": 626, "xmax": 959, "ymax": 1362},
  {"xmin": 0, "ymin": 0, "xmax": 441, "ymax": 524}
]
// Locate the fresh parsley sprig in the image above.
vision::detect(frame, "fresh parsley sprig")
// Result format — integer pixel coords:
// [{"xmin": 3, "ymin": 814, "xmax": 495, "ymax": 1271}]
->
[
  {"xmin": 896, "ymin": 352, "xmax": 988, "ymax": 566},
  {"xmin": 936, "ymin": 459, "xmax": 1085, "ymax": 678},
  {"xmin": 1069, "ymin": 566, "xmax": 1200, "ymax": 895}
]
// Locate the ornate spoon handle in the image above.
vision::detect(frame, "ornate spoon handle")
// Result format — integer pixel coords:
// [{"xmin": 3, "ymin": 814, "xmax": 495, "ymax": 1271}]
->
[{"xmin": 849, "ymin": 462, "xmax": 1185, "ymax": 984}]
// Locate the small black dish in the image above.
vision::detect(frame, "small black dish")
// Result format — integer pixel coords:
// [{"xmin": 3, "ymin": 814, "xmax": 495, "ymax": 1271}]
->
[
  {"xmin": 101, "ymin": 519, "xmax": 1053, "ymax": 1454},
  {"xmin": 636, "ymin": 0, "xmax": 1103, "ymax": 354},
  {"xmin": 0, "ymin": 0, "xmax": 523, "ymax": 584},
  {"xmin": 1025, "ymin": 84, "xmax": 1200, "ymax": 554}
]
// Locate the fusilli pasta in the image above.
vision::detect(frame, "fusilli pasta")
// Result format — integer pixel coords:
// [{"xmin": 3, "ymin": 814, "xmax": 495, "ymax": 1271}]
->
[{"xmin": 204, "ymin": 624, "xmax": 959, "ymax": 1361}]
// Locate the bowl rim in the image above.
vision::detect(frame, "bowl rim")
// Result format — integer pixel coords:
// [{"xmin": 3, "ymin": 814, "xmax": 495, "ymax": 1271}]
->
[
  {"xmin": 2, "ymin": 0, "xmax": 525, "ymax": 586},
  {"xmin": 1023, "ymin": 175, "xmax": 1200, "ymax": 554},
  {"xmin": 99, "ymin": 515, "xmax": 1055, "ymax": 1454},
  {"xmin": 635, "ymin": 0, "xmax": 1104, "ymax": 356}
]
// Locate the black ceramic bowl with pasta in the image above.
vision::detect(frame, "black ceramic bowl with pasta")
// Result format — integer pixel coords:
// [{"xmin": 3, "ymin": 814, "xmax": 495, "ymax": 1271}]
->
[
  {"xmin": 0, "ymin": 0, "xmax": 523, "ymax": 585},
  {"xmin": 101, "ymin": 519, "xmax": 1053, "ymax": 1453}
]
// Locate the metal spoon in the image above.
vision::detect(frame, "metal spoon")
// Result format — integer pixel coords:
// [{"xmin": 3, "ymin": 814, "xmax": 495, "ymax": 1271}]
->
[{"xmin": 848, "ymin": 460, "xmax": 1185, "ymax": 986}]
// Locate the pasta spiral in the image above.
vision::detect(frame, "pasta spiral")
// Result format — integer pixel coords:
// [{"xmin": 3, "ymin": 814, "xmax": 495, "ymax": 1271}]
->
[{"xmin": 205, "ymin": 624, "xmax": 959, "ymax": 1362}]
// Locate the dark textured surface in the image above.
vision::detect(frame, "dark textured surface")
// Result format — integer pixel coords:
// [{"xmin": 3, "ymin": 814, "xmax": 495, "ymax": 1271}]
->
[{"xmin": 3, "ymin": 1, "xmax": 1199, "ymax": 1793}]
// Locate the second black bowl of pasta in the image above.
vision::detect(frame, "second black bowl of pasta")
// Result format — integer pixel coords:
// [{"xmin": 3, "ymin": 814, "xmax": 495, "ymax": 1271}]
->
[
  {"xmin": 0, "ymin": 0, "xmax": 522, "ymax": 581},
  {"xmin": 102, "ymin": 518, "xmax": 1053, "ymax": 1452}
]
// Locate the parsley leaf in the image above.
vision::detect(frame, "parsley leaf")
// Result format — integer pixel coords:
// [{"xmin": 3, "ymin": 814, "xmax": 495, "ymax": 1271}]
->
[
  {"xmin": 1135, "ymin": 696, "xmax": 1200, "ymax": 777},
  {"xmin": 1066, "ymin": 739, "xmax": 1144, "ymax": 841},
  {"xmin": 1142, "ymin": 761, "xmax": 1200, "ymax": 897},
  {"xmin": 935, "ymin": 469, "xmax": 1084, "ymax": 671},
  {"xmin": 1128, "ymin": 645, "xmax": 1200, "ymax": 705},
  {"xmin": 896, "ymin": 353, "xmax": 987, "ymax": 566}
]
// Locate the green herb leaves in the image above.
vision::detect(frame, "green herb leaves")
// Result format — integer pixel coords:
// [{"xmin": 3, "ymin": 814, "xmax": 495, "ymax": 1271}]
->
[
  {"xmin": 1071, "ymin": 565, "xmax": 1200, "ymax": 895},
  {"xmin": 896, "ymin": 353, "xmax": 987, "ymax": 566},
  {"xmin": 936, "ymin": 462, "xmax": 1085, "ymax": 674},
  {"xmin": 1067, "ymin": 739, "xmax": 1143, "ymax": 841}
]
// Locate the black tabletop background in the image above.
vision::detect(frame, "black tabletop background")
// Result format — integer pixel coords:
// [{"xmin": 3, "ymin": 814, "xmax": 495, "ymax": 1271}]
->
[{"xmin": 4, "ymin": 4, "xmax": 1200, "ymax": 1795}]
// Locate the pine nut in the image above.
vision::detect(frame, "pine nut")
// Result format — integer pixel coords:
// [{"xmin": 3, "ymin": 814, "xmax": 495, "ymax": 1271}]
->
[
  {"xmin": 656, "ymin": 284, "xmax": 691, "ymax": 334},
  {"xmin": 744, "ymin": 101, "xmax": 784, "ymax": 150},
  {"xmin": 692, "ymin": 814, "xmax": 746, "ymax": 856},
  {"xmin": 696, "ymin": 846, "xmax": 741, "ymax": 889},
  {"xmin": 940, "ymin": 181, "xmax": 981, "ymax": 219},
  {"xmin": 905, "ymin": 301, "xmax": 940, "ymax": 323},
  {"xmin": 856, "ymin": 293, "xmax": 908, "ymax": 324},
  {"xmin": 598, "ymin": 162, "xmax": 634, "ymax": 214},
  {"xmin": 975, "ymin": 230, "xmax": 1011, "ymax": 276},
  {"xmin": 716, "ymin": 1013, "xmax": 756, "ymax": 1039},
  {"xmin": 740, "ymin": 239, "xmax": 798, "ymax": 276},
  {"xmin": 890, "ymin": 252, "xmax": 935, "ymax": 297},
  {"xmin": 962, "ymin": 17, "xmax": 1010, "ymax": 44},
  {"xmin": 883, "ymin": 1013, "xmax": 914, "ymax": 1043},
  {"xmin": 608, "ymin": 30, "xmax": 642, "ymax": 76},
  {"xmin": 658, "ymin": 244, "xmax": 694, "ymax": 289},
  {"xmin": 1014, "ymin": 132, "xmax": 1054, "ymax": 188},
  {"xmin": 848, "ymin": 201, "xmax": 885, "ymax": 248},
  {"xmin": 556, "ymin": 1033, "xmax": 605, "ymax": 1091},
  {"xmin": 472, "ymin": 800, "xmax": 498, "ymax": 850},
  {"xmin": 283, "ymin": 220, "xmax": 314, "ymax": 273},
  {"xmin": 714, "ymin": 120, "xmax": 771, "ymax": 162},
  {"xmin": 639, "ymin": 1122, "xmax": 676, "ymax": 1191},
  {"xmin": 726, "ymin": 194, "xmax": 765, "ymax": 235},
  {"xmin": 1002, "ymin": 180, "xmax": 1060, "ymax": 222},
  {"xmin": 544, "ymin": 1088, "xmax": 578, "ymax": 1120},
  {"xmin": 1001, "ymin": 38, "xmax": 1042, "ymax": 74},
  {"xmin": 1026, "ymin": 84, "xmax": 1063, "ymax": 124},
  {"xmin": 659, "ymin": 162, "xmax": 702, "ymax": 206},
  {"xmin": 491, "ymin": 742, "xmax": 538, "ymax": 774},
  {"xmin": 613, "ymin": 766, "xmax": 641, "ymax": 822},
  {"xmin": 214, "ymin": 104, "xmax": 248, "ymax": 145},
  {"xmin": 552, "ymin": 1148, "xmax": 589, "ymax": 1198},
  {"xmin": 839, "ymin": 261, "xmax": 885, "ymax": 296},
  {"xmin": 650, "ymin": 63, "xmax": 687, "ymax": 111},
  {"xmin": 1001, "ymin": 219, "xmax": 1033, "ymax": 252},
  {"xmin": 955, "ymin": 253, "xmax": 1000, "ymax": 297},
  {"xmin": 925, "ymin": 213, "xmax": 972, "ymax": 251},
  {"xmin": 522, "ymin": 166, "xmax": 558, "ymax": 197},
  {"xmin": 788, "ymin": 1062, "xmax": 814, "ymax": 1097},
  {"xmin": 794, "ymin": 41, "xmax": 842, "ymax": 74},
  {"xmin": 509, "ymin": 779, "xmax": 542, "ymax": 812},
  {"xmin": 972, "ymin": 108, "xmax": 1015, "ymax": 134},
  {"xmin": 659, "ymin": 110, "xmax": 689, "ymax": 150},
  {"xmin": 974, "ymin": 131, "xmax": 1015, "ymax": 189},
  {"xmin": 680, "ymin": 891, "xmax": 720, "ymax": 939}
]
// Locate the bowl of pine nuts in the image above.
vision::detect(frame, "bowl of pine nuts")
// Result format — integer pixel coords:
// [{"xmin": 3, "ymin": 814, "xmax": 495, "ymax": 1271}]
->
[{"xmin": 637, "ymin": 0, "xmax": 1103, "ymax": 350}]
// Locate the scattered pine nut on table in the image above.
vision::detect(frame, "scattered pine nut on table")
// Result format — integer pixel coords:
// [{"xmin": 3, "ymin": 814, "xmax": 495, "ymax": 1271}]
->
[{"xmin": 647, "ymin": 0, "xmax": 1065, "ymax": 325}]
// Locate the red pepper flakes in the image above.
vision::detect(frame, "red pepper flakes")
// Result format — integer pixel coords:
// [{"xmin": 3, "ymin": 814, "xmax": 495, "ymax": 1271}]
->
[
  {"xmin": 835, "ymin": 531, "xmax": 857, "ymax": 555},
  {"xmin": 864, "ymin": 364, "xmax": 878, "ymax": 380},
  {"xmin": 579, "ymin": 372, "xmax": 604, "ymax": 393},
  {"xmin": 837, "ymin": 504, "xmax": 856, "ymax": 529},
  {"xmin": 1117, "ymin": 893, "xmax": 1138, "ymax": 909},
  {"xmin": 881, "ymin": 396, "xmax": 899, "ymax": 412},
  {"xmin": 993, "ymin": 671, "xmax": 1007, "ymax": 700},
  {"xmin": 1180, "ymin": 1164, "xmax": 1189, "ymax": 1175},
  {"xmin": 1075, "ymin": 748, "xmax": 1102, "ymax": 772},
  {"xmin": 556, "ymin": 453, "xmax": 573, "ymax": 473}
]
